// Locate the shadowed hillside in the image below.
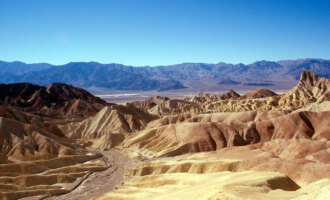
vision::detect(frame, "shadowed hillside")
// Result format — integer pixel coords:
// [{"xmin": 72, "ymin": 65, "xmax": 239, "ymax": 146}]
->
[{"xmin": 0, "ymin": 82, "xmax": 109, "ymax": 117}]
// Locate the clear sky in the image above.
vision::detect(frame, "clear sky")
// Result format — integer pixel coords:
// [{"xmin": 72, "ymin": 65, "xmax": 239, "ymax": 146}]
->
[{"xmin": 0, "ymin": 0, "xmax": 329, "ymax": 66}]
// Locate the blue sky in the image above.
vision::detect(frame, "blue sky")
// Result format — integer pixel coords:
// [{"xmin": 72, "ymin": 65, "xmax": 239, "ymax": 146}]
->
[{"xmin": 0, "ymin": 0, "xmax": 329, "ymax": 66}]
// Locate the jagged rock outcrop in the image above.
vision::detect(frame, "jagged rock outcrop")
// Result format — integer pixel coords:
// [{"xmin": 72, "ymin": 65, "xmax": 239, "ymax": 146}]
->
[
  {"xmin": 132, "ymin": 90, "xmax": 241, "ymax": 117},
  {"xmin": 279, "ymin": 70, "xmax": 330, "ymax": 108},
  {"xmin": 190, "ymin": 89, "xmax": 240, "ymax": 103},
  {"xmin": 132, "ymin": 96, "xmax": 193, "ymax": 116},
  {"xmin": 132, "ymin": 96, "xmax": 170, "ymax": 110},
  {"xmin": 170, "ymin": 70, "xmax": 329, "ymax": 114},
  {"xmin": 239, "ymin": 88, "xmax": 278, "ymax": 99}
]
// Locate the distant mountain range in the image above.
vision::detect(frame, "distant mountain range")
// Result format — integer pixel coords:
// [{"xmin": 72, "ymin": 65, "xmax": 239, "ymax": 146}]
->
[{"xmin": 0, "ymin": 59, "xmax": 329, "ymax": 92}]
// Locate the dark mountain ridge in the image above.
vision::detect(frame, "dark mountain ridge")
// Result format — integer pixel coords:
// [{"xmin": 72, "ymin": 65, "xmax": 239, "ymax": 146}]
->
[{"xmin": 0, "ymin": 82, "xmax": 109, "ymax": 116}]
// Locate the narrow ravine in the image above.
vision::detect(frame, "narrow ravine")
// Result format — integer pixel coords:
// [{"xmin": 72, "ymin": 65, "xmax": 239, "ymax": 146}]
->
[{"xmin": 38, "ymin": 149, "xmax": 136, "ymax": 200}]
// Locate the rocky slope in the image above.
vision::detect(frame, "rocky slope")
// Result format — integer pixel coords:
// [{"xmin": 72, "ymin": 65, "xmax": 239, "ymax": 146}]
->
[
  {"xmin": 189, "ymin": 89, "xmax": 241, "ymax": 103},
  {"xmin": 0, "ymin": 82, "xmax": 109, "ymax": 117},
  {"xmin": 98, "ymin": 143, "xmax": 330, "ymax": 200},
  {"xmin": 95, "ymin": 70, "xmax": 330, "ymax": 200},
  {"xmin": 131, "ymin": 90, "xmax": 242, "ymax": 116},
  {"xmin": 169, "ymin": 70, "xmax": 329, "ymax": 114},
  {"xmin": 0, "ymin": 97, "xmax": 156, "ymax": 199},
  {"xmin": 131, "ymin": 70, "xmax": 328, "ymax": 116},
  {"xmin": 279, "ymin": 70, "xmax": 330, "ymax": 108},
  {"xmin": 132, "ymin": 96, "xmax": 194, "ymax": 116},
  {"xmin": 59, "ymin": 104, "xmax": 157, "ymax": 150},
  {"xmin": 120, "ymin": 71, "xmax": 329, "ymax": 159},
  {"xmin": 239, "ymin": 88, "xmax": 278, "ymax": 99},
  {"xmin": 0, "ymin": 69, "xmax": 329, "ymax": 200},
  {"xmin": 120, "ymin": 110, "xmax": 329, "ymax": 157},
  {"xmin": 0, "ymin": 107, "xmax": 110, "ymax": 200}
]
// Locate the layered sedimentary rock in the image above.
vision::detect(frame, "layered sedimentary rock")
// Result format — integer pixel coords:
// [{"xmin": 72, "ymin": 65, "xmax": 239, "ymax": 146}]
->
[
  {"xmin": 279, "ymin": 70, "xmax": 330, "ymax": 108},
  {"xmin": 130, "ymin": 71, "xmax": 328, "ymax": 117},
  {"xmin": 171, "ymin": 70, "xmax": 330, "ymax": 114},
  {"xmin": 121, "ymin": 110, "xmax": 329, "ymax": 157},
  {"xmin": 0, "ymin": 107, "xmax": 109, "ymax": 200},
  {"xmin": 59, "ymin": 104, "xmax": 157, "ymax": 150},
  {"xmin": 1, "ymin": 70, "xmax": 329, "ymax": 200},
  {"xmin": 95, "ymin": 70, "xmax": 330, "ymax": 200},
  {"xmin": 132, "ymin": 96, "xmax": 193, "ymax": 116},
  {"xmin": 239, "ymin": 88, "xmax": 278, "ymax": 99},
  {"xmin": 189, "ymin": 89, "xmax": 240, "ymax": 103},
  {"xmin": 98, "ymin": 140, "xmax": 330, "ymax": 200}
]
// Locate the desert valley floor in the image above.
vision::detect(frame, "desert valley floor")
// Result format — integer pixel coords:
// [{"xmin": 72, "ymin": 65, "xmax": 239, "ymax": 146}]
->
[{"xmin": 0, "ymin": 70, "xmax": 329, "ymax": 200}]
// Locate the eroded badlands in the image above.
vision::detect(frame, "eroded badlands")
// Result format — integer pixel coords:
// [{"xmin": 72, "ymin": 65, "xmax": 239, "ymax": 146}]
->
[{"xmin": 0, "ymin": 70, "xmax": 329, "ymax": 200}]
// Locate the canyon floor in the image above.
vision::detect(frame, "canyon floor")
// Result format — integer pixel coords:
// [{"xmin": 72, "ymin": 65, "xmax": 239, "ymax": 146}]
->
[{"xmin": 0, "ymin": 70, "xmax": 329, "ymax": 200}]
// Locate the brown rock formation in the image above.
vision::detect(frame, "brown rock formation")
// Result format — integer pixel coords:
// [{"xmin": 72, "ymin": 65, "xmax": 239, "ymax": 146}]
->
[
  {"xmin": 98, "ymin": 70, "xmax": 329, "ymax": 200},
  {"xmin": 1, "ymin": 70, "xmax": 329, "ymax": 200},
  {"xmin": 0, "ymin": 82, "xmax": 109, "ymax": 117},
  {"xmin": 239, "ymin": 88, "xmax": 278, "ymax": 99},
  {"xmin": 190, "ymin": 89, "xmax": 240, "ymax": 103},
  {"xmin": 132, "ymin": 96, "xmax": 193, "ymax": 116},
  {"xmin": 121, "ymin": 110, "xmax": 329, "ymax": 157},
  {"xmin": 61, "ymin": 104, "xmax": 158, "ymax": 150},
  {"xmin": 171, "ymin": 70, "xmax": 330, "ymax": 114},
  {"xmin": 0, "ymin": 107, "xmax": 109, "ymax": 199}
]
